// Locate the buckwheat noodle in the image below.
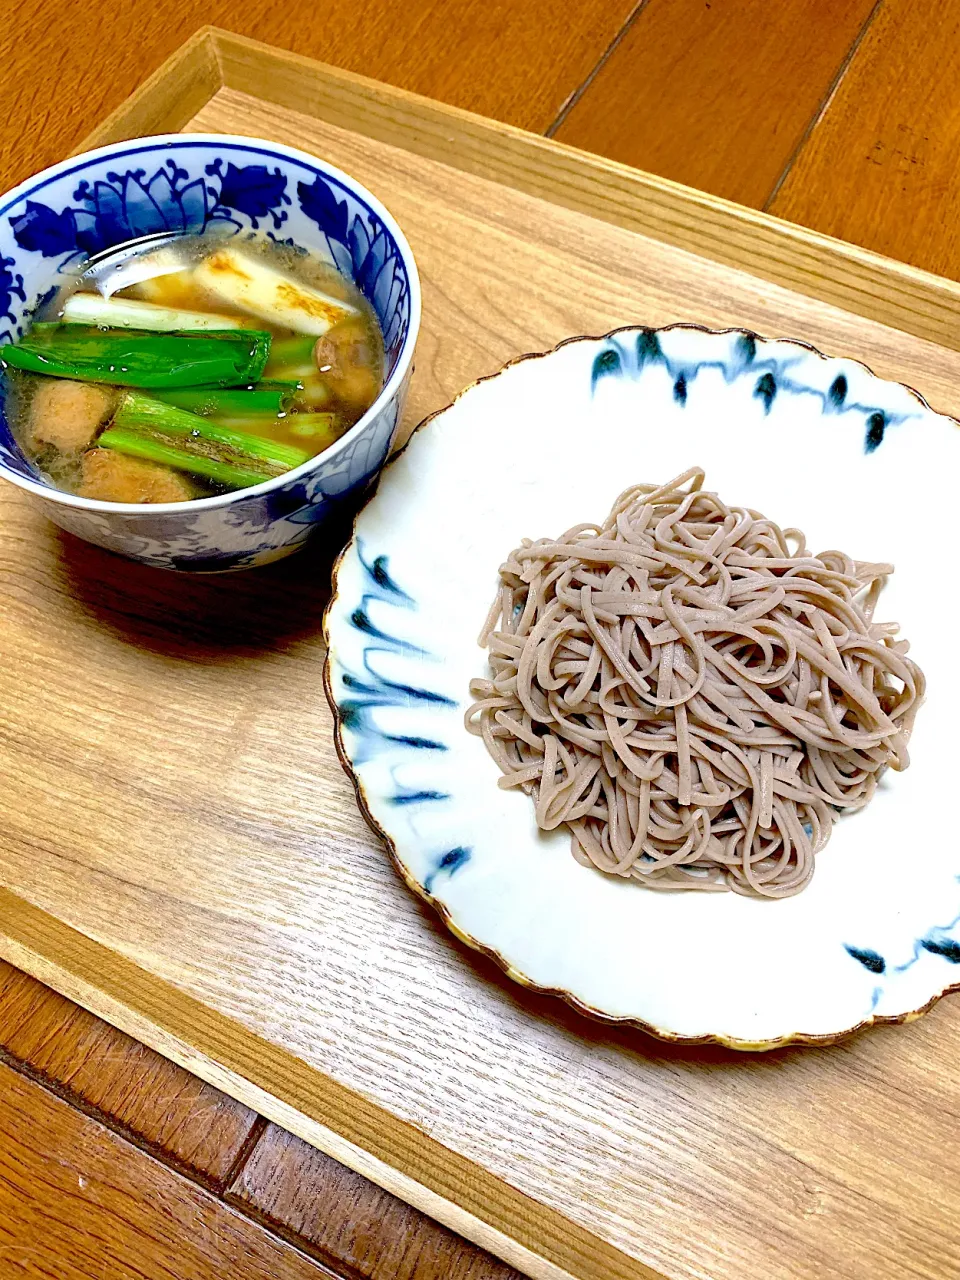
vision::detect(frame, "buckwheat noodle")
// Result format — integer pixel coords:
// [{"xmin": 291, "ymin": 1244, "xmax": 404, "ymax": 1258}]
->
[{"xmin": 466, "ymin": 468, "xmax": 924, "ymax": 897}]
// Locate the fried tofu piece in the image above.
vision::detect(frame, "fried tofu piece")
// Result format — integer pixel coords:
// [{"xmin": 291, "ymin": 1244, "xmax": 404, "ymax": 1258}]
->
[
  {"xmin": 78, "ymin": 449, "xmax": 194, "ymax": 504},
  {"xmin": 30, "ymin": 378, "xmax": 116, "ymax": 452}
]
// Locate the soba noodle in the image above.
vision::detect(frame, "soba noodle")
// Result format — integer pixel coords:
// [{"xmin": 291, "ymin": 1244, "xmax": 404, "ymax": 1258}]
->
[{"xmin": 466, "ymin": 468, "xmax": 924, "ymax": 898}]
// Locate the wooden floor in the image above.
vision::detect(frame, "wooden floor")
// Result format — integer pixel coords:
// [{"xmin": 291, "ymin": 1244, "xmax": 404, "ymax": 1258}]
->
[{"xmin": 2, "ymin": 2, "xmax": 958, "ymax": 1277}]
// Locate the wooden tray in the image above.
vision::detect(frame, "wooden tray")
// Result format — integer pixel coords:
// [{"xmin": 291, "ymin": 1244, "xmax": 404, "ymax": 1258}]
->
[{"xmin": 2, "ymin": 27, "xmax": 959, "ymax": 1280}]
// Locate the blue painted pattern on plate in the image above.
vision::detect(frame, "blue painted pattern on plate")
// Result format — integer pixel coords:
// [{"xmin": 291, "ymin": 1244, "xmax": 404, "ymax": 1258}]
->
[
  {"xmin": 335, "ymin": 543, "xmax": 468, "ymax": 896},
  {"xmin": 590, "ymin": 328, "xmax": 908, "ymax": 454}
]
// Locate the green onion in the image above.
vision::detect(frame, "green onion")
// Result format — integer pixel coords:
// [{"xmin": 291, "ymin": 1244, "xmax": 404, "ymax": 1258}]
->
[
  {"xmin": 113, "ymin": 392, "xmax": 310, "ymax": 472},
  {"xmin": 285, "ymin": 413, "xmax": 339, "ymax": 443},
  {"xmin": 211, "ymin": 416, "xmax": 291, "ymax": 432},
  {"xmin": 292, "ymin": 376, "xmax": 331, "ymax": 410},
  {"xmin": 192, "ymin": 246, "xmax": 357, "ymax": 336},
  {"xmin": 98, "ymin": 392, "xmax": 311, "ymax": 489},
  {"xmin": 0, "ymin": 325, "xmax": 272, "ymax": 388},
  {"xmin": 264, "ymin": 334, "xmax": 316, "ymax": 378},
  {"xmin": 98, "ymin": 428, "xmax": 271, "ymax": 490},
  {"xmin": 61, "ymin": 292, "xmax": 246, "ymax": 333},
  {"xmin": 149, "ymin": 381, "xmax": 299, "ymax": 416}
]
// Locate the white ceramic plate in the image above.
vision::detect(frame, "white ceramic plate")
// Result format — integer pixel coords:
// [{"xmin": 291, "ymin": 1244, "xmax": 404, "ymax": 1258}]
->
[{"xmin": 324, "ymin": 326, "xmax": 960, "ymax": 1049}]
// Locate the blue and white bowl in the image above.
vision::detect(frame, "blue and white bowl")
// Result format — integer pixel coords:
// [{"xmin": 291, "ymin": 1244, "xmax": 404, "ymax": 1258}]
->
[{"xmin": 0, "ymin": 134, "xmax": 420, "ymax": 571}]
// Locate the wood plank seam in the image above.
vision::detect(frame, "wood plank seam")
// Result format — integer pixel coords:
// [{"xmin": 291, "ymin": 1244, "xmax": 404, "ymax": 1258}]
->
[
  {"xmin": 764, "ymin": 0, "xmax": 960, "ymax": 278},
  {"xmin": 763, "ymin": 0, "xmax": 887, "ymax": 210},
  {"xmin": 0, "ymin": 960, "xmax": 263, "ymax": 1189},
  {"xmin": 0, "ymin": 969, "xmax": 520, "ymax": 1280},
  {"xmin": 545, "ymin": 0, "xmax": 653, "ymax": 138},
  {"xmin": 223, "ymin": 1189, "xmax": 372, "ymax": 1280},
  {"xmin": 0, "ymin": 1022, "xmax": 518, "ymax": 1280},
  {"xmin": 0, "ymin": 1028, "xmax": 252, "ymax": 1199},
  {"xmin": 205, "ymin": 30, "xmax": 960, "ymax": 351},
  {"xmin": 220, "ymin": 1112, "xmax": 270, "ymax": 1193},
  {"xmin": 0, "ymin": 1035, "xmax": 356, "ymax": 1278},
  {"xmin": 0, "ymin": 1056, "xmax": 352, "ymax": 1280}
]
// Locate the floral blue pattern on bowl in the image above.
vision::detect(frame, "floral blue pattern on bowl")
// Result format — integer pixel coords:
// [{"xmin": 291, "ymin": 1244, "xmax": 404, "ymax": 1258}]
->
[
  {"xmin": 325, "ymin": 326, "xmax": 960, "ymax": 1049},
  {"xmin": 0, "ymin": 134, "xmax": 420, "ymax": 570}
]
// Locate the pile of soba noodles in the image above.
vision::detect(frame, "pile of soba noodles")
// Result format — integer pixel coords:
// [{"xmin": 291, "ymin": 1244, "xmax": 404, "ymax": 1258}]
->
[{"xmin": 466, "ymin": 468, "xmax": 924, "ymax": 898}]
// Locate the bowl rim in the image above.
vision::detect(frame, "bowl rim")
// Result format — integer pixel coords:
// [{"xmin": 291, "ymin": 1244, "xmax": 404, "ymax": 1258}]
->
[{"xmin": 0, "ymin": 132, "xmax": 422, "ymax": 515}]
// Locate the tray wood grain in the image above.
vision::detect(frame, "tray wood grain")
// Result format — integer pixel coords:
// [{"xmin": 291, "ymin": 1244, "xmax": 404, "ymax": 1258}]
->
[
  {"xmin": 79, "ymin": 28, "xmax": 960, "ymax": 353},
  {"xmin": 1, "ymin": 29, "xmax": 960, "ymax": 1280}
]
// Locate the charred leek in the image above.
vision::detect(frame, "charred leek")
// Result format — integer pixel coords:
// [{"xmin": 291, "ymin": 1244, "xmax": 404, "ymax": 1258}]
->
[
  {"xmin": 193, "ymin": 247, "xmax": 356, "ymax": 336},
  {"xmin": 97, "ymin": 429, "xmax": 271, "ymax": 490},
  {"xmin": 99, "ymin": 392, "xmax": 311, "ymax": 489},
  {"xmin": 285, "ymin": 413, "xmax": 339, "ymax": 445}
]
